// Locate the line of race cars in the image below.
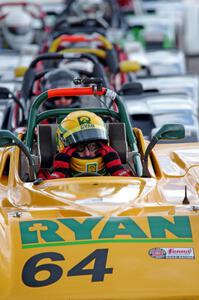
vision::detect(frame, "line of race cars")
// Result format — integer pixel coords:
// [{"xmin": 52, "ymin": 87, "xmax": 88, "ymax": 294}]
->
[{"xmin": 1, "ymin": 1, "xmax": 199, "ymax": 299}]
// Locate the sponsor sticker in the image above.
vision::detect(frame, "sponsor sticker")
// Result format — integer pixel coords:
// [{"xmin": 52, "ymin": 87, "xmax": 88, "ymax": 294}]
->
[
  {"xmin": 19, "ymin": 216, "xmax": 193, "ymax": 249},
  {"xmin": 105, "ymin": 89, "xmax": 117, "ymax": 100},
  {"xmin": 149, "ymin": 248, "xmax": 195, "ymax": 259},
  {"xmin": 86, "ymin": 162, "xmax": 98, "ymax": 172}
]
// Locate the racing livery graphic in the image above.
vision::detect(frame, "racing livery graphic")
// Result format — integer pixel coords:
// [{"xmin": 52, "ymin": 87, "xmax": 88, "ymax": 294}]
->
[{"xmin": 19, "ymin": 216, "xmax": 192, "ymax": 248}]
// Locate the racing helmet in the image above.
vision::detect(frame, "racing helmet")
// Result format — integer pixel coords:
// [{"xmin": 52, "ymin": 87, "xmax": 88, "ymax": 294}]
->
[
  {"xmin": 2, "ymin": 10, "xmax": 34, "ymax": 51},
  {"xmin": 76, "ymin": 0, "xmax": 110, "ymax": 19},
  {"xmin": 56, "ymin": 110, "xmax": 108, "ymax": 152},
  {"xmin": 41, "ymin": 68, "xmax": 80, "ymax": 109}
]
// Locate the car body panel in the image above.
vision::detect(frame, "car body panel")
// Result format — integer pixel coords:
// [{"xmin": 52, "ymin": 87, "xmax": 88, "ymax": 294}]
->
[
  {"xmin": 127, "ymin": 49, "xmax": 186, "ymax": 76},
  {"xmin": 124, "ymin": 91, "xmax": 199, "ymax": 142},
  {"xmin": 138, "ymin": 75, "xmax": 199, "ymax": 113},
  {"xmin": 1, "ymin": 140, "xmax": 199, "ymax": 299},
  {"xmin": 125, "ymin": 14, "xmax": 176, "ymax": 49}
]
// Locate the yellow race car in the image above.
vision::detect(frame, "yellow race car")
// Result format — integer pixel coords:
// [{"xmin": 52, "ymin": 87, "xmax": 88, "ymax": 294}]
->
[{"xmin": 0, "ymin": 84, "xmax": 198, "ymax": 300}]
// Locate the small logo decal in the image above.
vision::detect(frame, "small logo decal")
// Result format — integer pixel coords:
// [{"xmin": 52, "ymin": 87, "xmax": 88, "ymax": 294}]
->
[
  {"xmin": 78, "ymin": 116, "xmax": 94, "ymax": 129},
  {"xmin": 78, "ymin": 116, "xmax": 91, "ymax": 125},
  {"xmin": 149, "ymin": 248, "xmax": 195, "ymax": 259},
  {"xmin": 86, "ymin": 162, "xmax": 98, "ymax": 173},
  {"xmin": 149, "ymin": 248, "xmax": 166, "ymax": 259}
]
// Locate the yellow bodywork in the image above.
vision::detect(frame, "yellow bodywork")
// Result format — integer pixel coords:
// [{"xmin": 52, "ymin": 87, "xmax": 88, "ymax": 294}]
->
[
  {"xmin": 14, "ymin": 66, "xmax": 28, "ymax": 78},
  {"xmin": 1, "ymin": 139, "xmax": 199, "ymax": 299},
  {"xmin": 119, "ymin": 60, "xmax": 142, "ymax": 73},
  {"xmin": 49, "ymin": 34, "xmax": 113, "ymax": 53}
]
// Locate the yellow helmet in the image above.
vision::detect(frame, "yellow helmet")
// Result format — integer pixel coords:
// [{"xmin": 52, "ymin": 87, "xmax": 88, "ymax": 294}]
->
[{"xmin": 56, "ymin": 110, "xmax": 108, "ymax": 151}]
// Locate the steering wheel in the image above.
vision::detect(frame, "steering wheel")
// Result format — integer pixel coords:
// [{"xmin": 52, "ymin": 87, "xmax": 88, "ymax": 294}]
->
[{"xmin": 74, "ymin": 172, "xmax": 101, "ymax": 177}]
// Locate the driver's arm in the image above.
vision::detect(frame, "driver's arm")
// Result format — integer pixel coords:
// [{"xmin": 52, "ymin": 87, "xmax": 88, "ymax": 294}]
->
[
  {"xmin": 38, "ymin": 146, "xmax": 76, "ymax": 179},
  {"xmin": 98, "ymin": 142, "xmax": 133, "ymax": 176}
]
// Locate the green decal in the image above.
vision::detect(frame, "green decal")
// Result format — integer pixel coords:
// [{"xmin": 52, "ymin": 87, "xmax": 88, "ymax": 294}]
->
[
  {"xmin": 59, "ymin": 217, "xmax": 102, "ymax": 240},
  {"xmin": 78, "ymin": 116, "xmax": 91, "ymax": 125},
  {"xmin": 19, "ymin": 216, "xmax": 193, "ymax": 248},
  {"xmin": 148, "ymin": 216, "xmax": 192, "ymax": 238},
  {"xmin": 99, "ymin": 217, "xmax": 147, "ymax": 238},
  {"xmin": 20, "ymin": 220, "xmax": 64, "ymax": 244}
]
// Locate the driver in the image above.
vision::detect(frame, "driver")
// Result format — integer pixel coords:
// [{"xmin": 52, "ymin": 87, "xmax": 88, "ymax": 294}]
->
[
  {"xmin": 69, "ymin": 0, "xmax": 111, "ymax": 21},
  {"xmin": 1, "ymin": 10, "xmax": 34, "ymax": 51},
  {"xmin": 41, "ymin": 69, "xmax": 81, "ymax": 110},
  {"xmin": 38, "ymin": 110, "xmax": 133, "ymax": 179}
]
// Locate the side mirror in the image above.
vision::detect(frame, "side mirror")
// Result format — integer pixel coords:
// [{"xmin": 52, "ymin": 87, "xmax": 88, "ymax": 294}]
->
[
  {"xmin": 142, "ymin": 124, "xmax": 185, "ymax": 177},
  {"xmin": 119, "ymin": 60, "xmax": 141, "ymax": 73},
  {"xmin": 118, "ymin": 82, "xmax": 143, "ymax": 95},
  {"xmin": 0, "ymin": 130, "xmax": 36, "ymax": 181},
  {"xmin": 152, "ymin": 124, "xmax": 185, "ymax": 141}
]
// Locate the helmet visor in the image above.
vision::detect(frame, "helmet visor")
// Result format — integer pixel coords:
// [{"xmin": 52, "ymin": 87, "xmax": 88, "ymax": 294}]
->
[
  {"xmin": 8, "ymin": 26, "xmax": 30, "ymax": 36},
  {"xmin": 44, "ymin": 79, "xmax": 74, "ymax": 90},
  {"xmin": 63, "ymin": 128, "xmax": 107, "ymax": 146}
]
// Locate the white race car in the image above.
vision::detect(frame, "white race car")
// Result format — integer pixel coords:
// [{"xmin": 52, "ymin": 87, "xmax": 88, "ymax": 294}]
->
[
  {"xmin": 119, "ymin": 80, "xmax": 199, "ymax": 142},
  {"xmin": 127, "ymin": 48, "xmax": 186, "ymax": 76}
]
